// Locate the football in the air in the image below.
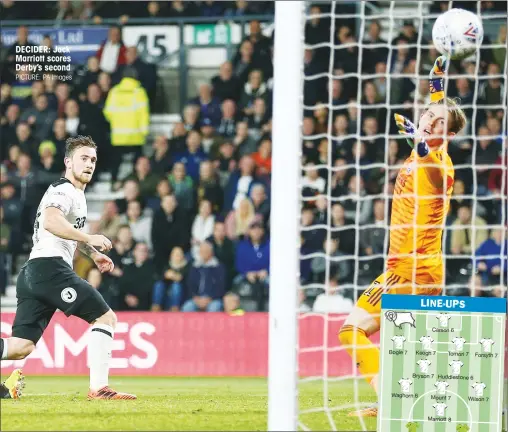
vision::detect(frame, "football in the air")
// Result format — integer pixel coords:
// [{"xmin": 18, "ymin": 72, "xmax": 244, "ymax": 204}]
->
[{"xmin": 432, "ymin": 8, "xmax": 484, "ymax": 60}]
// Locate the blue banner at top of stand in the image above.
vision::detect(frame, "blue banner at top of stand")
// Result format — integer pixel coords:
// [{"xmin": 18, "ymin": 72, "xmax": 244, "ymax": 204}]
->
[{"xmin": 381, "ymin": 294, "xmax": 507, "ymax": 314}]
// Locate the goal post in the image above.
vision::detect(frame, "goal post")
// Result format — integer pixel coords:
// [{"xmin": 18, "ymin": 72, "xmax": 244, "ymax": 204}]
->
[{"xmin": 268, "ymin": 1, "xmax": 305, "ymax": 430}]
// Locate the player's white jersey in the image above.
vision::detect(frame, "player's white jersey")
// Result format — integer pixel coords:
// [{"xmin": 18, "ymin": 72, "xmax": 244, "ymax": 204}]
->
[
  {"xmin": 471, "ymin": 382, "xmax": 486, "ymax": 397},
  {"xmin": 391, "ymin": 335, "xmax": 406, "ymax": 349},
  {"xmin": 451, "ymin": 337, "xmax": 466, "ymax": 351},
  {"xmin": 29, "ymin": 178, "xmax": 87, "ymax": 268},
  {"xmin": 433, "ymin": 403, "xmax": 447, "ymax": 417},
  {"xmin": 436, "ymin": 313, "xmax": 451, "ymax": 327},
  {"xmin": 419, "ymin": 336, "xmax": 434, "ymax": 350},
  {"xmin": 417, "ymin": 359, "xmax": 432, "ymax": 373},
  {"xmin": 449, "ymin": 360, "xmax": 464, "ymax": 375},
  {"xmin": 434, "ymin": 381, "xmax": 449, "ymax": 395},
  {"xmin": 479, "ymin": 338, "xmax": 495, "ymax": 352},
  {"xmin": 398, "ymin": 378, "xmax": 412, "ymax": 394}
]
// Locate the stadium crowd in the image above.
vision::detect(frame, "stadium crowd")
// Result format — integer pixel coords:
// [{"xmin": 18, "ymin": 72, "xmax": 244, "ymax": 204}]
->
[{"xmin": 0, "ymin": 1, "xmax": 506, "ymax": 314}]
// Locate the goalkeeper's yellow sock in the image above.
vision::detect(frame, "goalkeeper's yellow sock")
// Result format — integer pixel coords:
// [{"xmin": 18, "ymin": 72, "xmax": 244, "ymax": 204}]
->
[{"xmin": 338, "ymin": 325, "xmax": 379, "ymax": 392}]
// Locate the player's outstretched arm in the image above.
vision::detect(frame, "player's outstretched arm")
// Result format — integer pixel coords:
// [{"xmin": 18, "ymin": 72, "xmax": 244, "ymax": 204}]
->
[{"xmin": 429, "ymin": 55, "xmax": 448, "ymax": 103}]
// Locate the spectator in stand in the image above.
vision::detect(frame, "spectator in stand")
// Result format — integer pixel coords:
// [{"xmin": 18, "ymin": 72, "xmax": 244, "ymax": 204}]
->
[
  {"xmin": 232, "ymin": 40, "xmax": 256, "ymax": 86},
  {"xmin": 330, "ymin": 79, "xmax": 348, "ymax": 113},
  {"xmin": 20, "ymin": 81, "xmax": 43, "ymax": 111},
  {"xmin": 105, "ymin": 224, "xmax": 135, "ymax": 290},
  {"xmin": 121, "ymin": 156, "xmax": 161, "ymax": 199},
  {"xmin": 362, "ymin": 116, "xmax": 385, "ymax": 162},
  {"xmin": 331, "ymin": 158, "xmax": 351, "ymax": 198},
  {"xmin": 492, "ymin": 25, "xmax": 506, "ymax": 69},
  {"xmin": 119, "ymin": 200, "xmax": 152, "ymax": 251},
  {"xmin": 239, "ymin": 70, "xmax": 269, "ymax": 117},
  {"xmin": 332, "ymin": 114, "xmax": 354, "ymax": 160},
  {"xmin": 80, "ymin": 83, "xmax": 110, "ymax": 142},
  {"xmin": 450, "ymin": 204, "xmax": 489, "ymax": 257},
  {"xmin": 196, "ymin": 160, "xmax": 223, "ymax": 213},
  {"xmin": 150, "ymin": 135, "xmax": 172, "ymax": 175},
  {"xmin": 233, "ymin": 121, "xmax": 257, "ymax": 158},
  {"xmin": 225, "ymin": 197, "xmax": 259, "ymax": 241},
  {"xmin": 215, "ymin": 141, "xmax": 236, "ymax": 187},
  {"xmin": 247, "ymin": 98, "xmax": 269, "ymax": 141},
  {"xmin": 50, "ymin": 118, "xmax": 69, "ymax": 158},
  {"xmin": 146, "ymin": 178, "xmax": 173, "ymax": 213},
  {"xmin": 250, "ymin": 183, "xmax": 270, "ymax": 229},
  {"xmin": 169, "ymin": 121, "xmax": 188, "ymax": 154},
  {"xmin": 479, "ymin": 63, "xmax": 504, "ymax": 110},
  {"xmin": 118, "ymin": 242, "xmax": 155, "ymax": 311},
  {"xmin": 313, "ymin": 103, "xmax": 329, "ymax": 135},
  {"xmin": 301, "ymin": 162, "xmax": 326, "ymax": 198},
  {"xmin": 234, "ymin": 220, "xmax": 270, "ymax": 312},
  {"xmin": 330, "ymin": 203, "xmax": 357, "ymax": 256},
  {"xmin": 182, "ymin": 104, "xmax": 200, "ymax": 132},
  {"xmin": 1, "ymin": 104, "xmax": 20, "ymax": 153},
  {"xmin": 191, "ymin": 199, "xmax": 215, "ymax": 260},
  {"xmin": 151, "ymin": 194, "xmax": 189, "ymax": 271},
  {"xmin": 311, "ymin": 238, "xmax": 352, "ymax": 284},
  {"xmin": 182, "ymin": 241, "xmax": 226, "ymax": 312},
  {"xmin": 207, "ymin": 219, "xmax": 236, "ymax": 287},
  {"xmin": 224, "ymin": 155, "xmax": 256, "ymax": 211},
  {"xmin": 302, "ymin": 117, "xmax": 318, "ymax": 163},
  {"xmin": 14, "ymin": 122, "xmax": 39, "ymax": 160},
  {"xmin": 37, "ymin": 140, "xmax": 61, "ymax": 174},
  {"xmin": 251, "ymin": 137, "xmax": 272, "ymax": 177},
  {"xmin": 5, "ymin": 26, "xmax": 35, "ymax": 79},
  {"xmin": 488, "ymin": 148, "xmax": 507, "ymax": 223},
  {"xmin": 115, "ymin": 179, "xmax": 142, "ymax": 214},
  {"xmin": 73, "ymin": 55, "xmax": 102, "ymax": 101},
  {"xmin": 64, "ymin": 99, "xmax": 82, "ymax": 137},
  {"xmin": 313, "ymin": 278, "xmax": 354, "ymax": 313},
  {"xmin": 363, "ymin": 21, "xmax": 388, "ymax": 73},
  {"xmin": 118, "ymin": 46, "xmax": 157, "ymax": 103},
  {"xmin": 54, "ymin": 82, "xmax": 70, "ymax": 118},
  {"xmin": 341, "ymin": 174, "xmax": 374, "ymax": 225},
  {"xmin": 167, "ymin": 0, "xmax": 197, "ymax": 18},
  {"xmin": 472, "ymin": 125, "xmax": 501, "ymax": 195},
  {"xmin": 104, "ymin": 67, "xmax": 149, "ymax": 183},
  {"xmin": 475, "ymin": 227, "xmax": 507, "ymax": 286},
  {"xmin": 216, "ymin": 99, "xmax": 237, "ymax": 139},
  {"xmin": 301, "ymin": 207, "xmax": 325, "ymax": 253},
  {"xmin": 0, "ymin": 206, "xmax": 11, "ymax": 295},
  {"xmin": 189, "ymin": 83, "xmax": 222, "ymax": 127},
  {"xmin": 19, "ymin": 94, "xmax": 57, "ymax": 144},
  {"xmin": 211, "ymin": 61, "xmax": 240, "ymax": 102},
  {"xmin": 200, "ymin": 0, "xmax": 225, "ymax": 17},
  {"xmin": 173, "ymin": 130, "xmax": 208, "ymax": 182},
  {"xmin": 199, "ymin": 118, "xmax": 223, "ymax": 156},
  {"xmin": 97, "ymin": 71, "xmax": 112, "ymax": 99},
  {"xmin": 304, "ymin": 5, "xmax": 331, "ymax": 68},
  {"xmin": 234, "ymin": 20, "xmax": 272, "ymax": 78},
  {"xmin": 90, "ymin": 200, "xmax": 122, "ymax": 240},
  {"xmin": 361, "ymin": 82, "xmax": 386, "ymax": 130},
  {"xmin": 151, "ymin": 246, "xmax": 189, "ymax": 311},
  {"xmin": 486, "ymin": 117, "xmax": 502, "ymax": 146},
  {"xmin": 360, "ymin": 199, "xmax": 387, "ymax": 274},
  {"xmin": 96, "ymin": 25, "xmax": 126, "ymax": 74},
  {"xmin": 169, "ymin": 162, "xmax": 194, "ymax": 214}
]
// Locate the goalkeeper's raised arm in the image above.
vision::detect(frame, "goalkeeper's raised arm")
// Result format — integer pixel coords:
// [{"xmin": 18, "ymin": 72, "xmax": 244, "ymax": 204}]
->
[{"xmin": 394, "ymin": 55, "xmax": 467, "ymax": 188}]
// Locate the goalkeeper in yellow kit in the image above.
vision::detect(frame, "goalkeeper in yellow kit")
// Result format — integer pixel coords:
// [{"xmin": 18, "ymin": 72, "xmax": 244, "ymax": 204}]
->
[{"xmin": 338, "ymin": 55, "xmax": 467, "ymax": 417}]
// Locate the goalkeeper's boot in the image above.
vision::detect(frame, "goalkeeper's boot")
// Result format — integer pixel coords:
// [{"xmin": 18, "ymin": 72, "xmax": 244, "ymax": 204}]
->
[
  {"xmin": 348, "ymin": 404, "xmax": 378, "ymax": 417},
  {"xmin": 1, "ymin": 369, "xmax": 25, "ymax": 399},
  {"xmin": 87, "ymin": 386, "xmax": 137, "ymax": 400}
]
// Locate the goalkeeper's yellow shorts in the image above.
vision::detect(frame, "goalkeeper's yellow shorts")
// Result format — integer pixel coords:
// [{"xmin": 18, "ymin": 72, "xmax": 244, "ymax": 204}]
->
[{"xmin": 356, "ymin": 270, "xmax": 442, "ymax": 325}]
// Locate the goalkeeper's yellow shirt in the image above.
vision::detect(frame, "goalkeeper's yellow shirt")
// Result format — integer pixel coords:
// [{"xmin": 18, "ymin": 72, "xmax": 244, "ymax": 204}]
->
[{"xmin": 387, "ymin": 148, "xmax": 454, "ymax": 289}]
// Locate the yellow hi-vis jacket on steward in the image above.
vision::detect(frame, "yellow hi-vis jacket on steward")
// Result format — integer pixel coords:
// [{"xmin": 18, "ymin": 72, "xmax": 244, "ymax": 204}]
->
[{"xmin": 103, "ymin": 77, "xmax": 150, "ymax": 146}]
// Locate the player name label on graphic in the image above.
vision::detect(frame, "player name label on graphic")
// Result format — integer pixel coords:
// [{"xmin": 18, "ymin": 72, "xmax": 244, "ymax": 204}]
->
[{"xmin": 378, "ymin": 294, "xmax": 506, "ymax": 432}]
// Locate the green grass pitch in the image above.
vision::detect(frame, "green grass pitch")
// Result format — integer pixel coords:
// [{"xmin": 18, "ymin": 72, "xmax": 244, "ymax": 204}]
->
[{"xmin": 0, "ymin": 376, "xmax": 377, "ymax": 431}]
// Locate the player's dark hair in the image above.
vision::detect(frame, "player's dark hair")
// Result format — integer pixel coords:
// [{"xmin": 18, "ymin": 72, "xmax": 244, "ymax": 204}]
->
[
  {"xmin": 65, "ymin": 135, "xmax": 97, "ymax": 158},
  {"xmin": 432, "ymin": 97, "xmax": 467, "ymax": 135}
]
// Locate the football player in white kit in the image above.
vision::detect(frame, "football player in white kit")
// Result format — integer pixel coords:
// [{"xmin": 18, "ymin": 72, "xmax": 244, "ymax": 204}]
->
[{"xmin": 0, "ymin": 136, "xmax": 136, "ymax": 400}]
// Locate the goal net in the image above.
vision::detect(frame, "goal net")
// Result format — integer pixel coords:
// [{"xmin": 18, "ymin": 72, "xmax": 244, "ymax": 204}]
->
[{"xmin": 287, "ymin": 1, "xmax": 507, "ymax": 431}]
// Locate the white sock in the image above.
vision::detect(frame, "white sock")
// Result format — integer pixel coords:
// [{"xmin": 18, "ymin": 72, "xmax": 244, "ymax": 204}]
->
[
  {"xmin": 1, "ymin": 338, "xmax": 8, "ymax": 360},
  {"xmin": 89, "ymin": 324, "xmax": 114, "ymax": 391}
]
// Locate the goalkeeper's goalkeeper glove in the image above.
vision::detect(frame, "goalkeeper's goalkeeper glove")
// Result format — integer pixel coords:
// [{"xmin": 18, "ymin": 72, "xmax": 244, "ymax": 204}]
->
[
  {"xmin": 394, "ymin": 113, "xmax": 416, "ymax": 149},
  {"xmin": 429, "ymin": 55, "xmax": 448, "ymax": 103}
]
